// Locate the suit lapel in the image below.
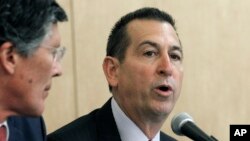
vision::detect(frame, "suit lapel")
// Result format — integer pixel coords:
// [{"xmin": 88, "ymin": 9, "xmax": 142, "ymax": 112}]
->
[
  {"xmin": 7, "ymin": 116, "xmax": 46, "ymax": 141},
  {"xmin": 7, "ymin": 117, "xmax": 23, "ymax": 141},
  {"xmin": 160, "ymin": 131, "xmax": 177, "ymax": 141},
  {"xmin": 96, "ymin": 98, "xmax": 122, "ymax": 141}
]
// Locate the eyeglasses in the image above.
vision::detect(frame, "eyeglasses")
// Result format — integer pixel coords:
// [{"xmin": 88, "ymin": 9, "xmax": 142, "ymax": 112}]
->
[
  {"xmin": 43, "ymin": 45, "xmax": 66, "ymax": 63},
  {"xmin": 52, "ymin": 46, "xmax": 66, "ymax": 63}
]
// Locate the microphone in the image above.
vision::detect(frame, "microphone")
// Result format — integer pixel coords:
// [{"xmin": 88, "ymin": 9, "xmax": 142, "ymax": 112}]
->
[{"xmin": 171, "ymin": 112, "xmax": 218, "ymax": 141}]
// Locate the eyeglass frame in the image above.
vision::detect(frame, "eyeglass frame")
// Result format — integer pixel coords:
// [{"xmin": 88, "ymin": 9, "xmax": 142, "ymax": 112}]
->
[{"xmin": 42, "ymin": 45, "xmax": 66, "ymax": 63}]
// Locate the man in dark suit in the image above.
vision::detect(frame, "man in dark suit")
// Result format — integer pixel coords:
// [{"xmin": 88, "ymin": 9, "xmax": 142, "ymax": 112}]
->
[
  {"xmin": 48, "ymin": 7, "xmax": 183, "ymax": 141},
  {"xmin": 0, "ymin": 0, "xmax": 67, "ymax": 140}
]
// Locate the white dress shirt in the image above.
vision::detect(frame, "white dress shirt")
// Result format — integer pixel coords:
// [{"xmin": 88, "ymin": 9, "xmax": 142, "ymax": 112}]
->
[
  {"xmin": 111, "ymin": 98, "xmax": 160, "ymax": 141},
  {"xmin": 0, "ymin": 120, "xmax": 9, "ymax": 141}
]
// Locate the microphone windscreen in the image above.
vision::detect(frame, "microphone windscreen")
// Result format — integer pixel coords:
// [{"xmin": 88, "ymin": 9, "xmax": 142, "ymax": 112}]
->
[{"xmin": 171, "ymin": 112, "xmax": 194, "ymax": 135}]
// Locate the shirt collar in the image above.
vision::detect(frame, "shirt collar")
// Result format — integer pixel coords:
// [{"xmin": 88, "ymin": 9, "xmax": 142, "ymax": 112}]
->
[
  {"xmin": 0, "ymin": 120, "xmax": 9, "ymax": 140},
  {"xmin": 111, "ymin": 98, "xmax": 160, "ymax": 141}
]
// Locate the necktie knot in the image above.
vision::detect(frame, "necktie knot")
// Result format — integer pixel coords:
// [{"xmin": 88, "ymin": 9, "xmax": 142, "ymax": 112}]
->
[{"xmin": 0, "ymin": 125, "xmax": 6, "ymax": 141}]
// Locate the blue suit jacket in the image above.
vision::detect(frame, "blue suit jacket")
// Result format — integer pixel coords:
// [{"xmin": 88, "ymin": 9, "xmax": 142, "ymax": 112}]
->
[
  {"xmin": 8, "ymin": 116, "xmax": 46, "ymax": 141},
  {"xmin": 48, "ymin": 98, "xmax": 176, "ymax": 141}
]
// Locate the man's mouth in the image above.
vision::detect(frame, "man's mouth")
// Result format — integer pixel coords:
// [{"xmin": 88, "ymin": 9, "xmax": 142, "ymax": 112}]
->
[
  {"xmin": 157, "ymin": 85, "xmax": 172, "ymax": 92},
  {"xmin": 154, "ymin": 84, "xmax": 174, "ymax": 97}
]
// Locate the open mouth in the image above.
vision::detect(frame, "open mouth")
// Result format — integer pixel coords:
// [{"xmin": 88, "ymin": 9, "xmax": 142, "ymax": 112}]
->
[
  {"xmin": 157, "ymin": 85, "xmax": 172, "ymax": 92},
  {"xmin": 154, "ymin": 84, "xmax": 173, "ymax": 97}
]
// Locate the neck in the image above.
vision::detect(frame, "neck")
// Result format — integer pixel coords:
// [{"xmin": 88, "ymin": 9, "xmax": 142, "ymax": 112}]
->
[
  {"xmin": 133, "ymin": 115, "xmax": 166, "ymax": 139},
  {"xmin": 118, "ymin": 102, "xmax": 167, "ymax": 139},
  {"xmin": 0, "ymin": 110, "xmax": 8, "ymax": 123},
  {"xmin": 0, "ymin": 104, "xmax": 16, "ymax": 123}
]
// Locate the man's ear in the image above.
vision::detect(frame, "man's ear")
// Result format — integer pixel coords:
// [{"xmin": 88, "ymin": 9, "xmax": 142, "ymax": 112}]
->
[
  {"xmin": 0, "ymin": 42, "xmax": 17, "ymax": 74},
  {"xmin": 102, "ymin": 56, "xmax": 120, "ymax": 87}
]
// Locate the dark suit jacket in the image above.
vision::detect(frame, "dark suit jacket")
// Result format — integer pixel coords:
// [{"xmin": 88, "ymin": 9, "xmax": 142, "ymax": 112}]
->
[
  {"xmin": 47, "ymin": 98, "xmax": 176, "ymax": 141},
  {"xmin": 8, "ymin": 116, "xmax": 46, "ymax": 141}
]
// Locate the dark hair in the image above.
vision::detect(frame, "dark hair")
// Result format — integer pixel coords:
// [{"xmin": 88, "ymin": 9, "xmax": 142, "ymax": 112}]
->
[
  {"xmin": 106, "ymin": 7, "xmax": 178, "ymax": 91},
  {"xmin": 0, "ymin": 0, "xmax": 68, "ymax": 56},
  {"xmin": 106, "ymin": 7, "xmax": 176, "ymax": 62}
]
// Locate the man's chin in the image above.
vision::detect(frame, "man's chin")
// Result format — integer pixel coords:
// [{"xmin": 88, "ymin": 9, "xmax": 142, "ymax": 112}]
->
[{"xmin": 25, "ymin": 105, "xmax": 44, "ymax": 117}]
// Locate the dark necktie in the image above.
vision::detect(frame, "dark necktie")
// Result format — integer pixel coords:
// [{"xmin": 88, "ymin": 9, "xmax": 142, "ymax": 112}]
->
[{"xmin": 0, "ymin": 125, "xmax": 6, "ymax": 141}]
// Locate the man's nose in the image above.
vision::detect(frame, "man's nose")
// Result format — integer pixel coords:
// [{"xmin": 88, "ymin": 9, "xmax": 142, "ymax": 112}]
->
[
  {"xmin": 157, "ymin": 54, "xmax": 173, "ymax": 76},
  {"xmin": 52, "ymin": 62, "xmax": 63, "ymax": 77}
]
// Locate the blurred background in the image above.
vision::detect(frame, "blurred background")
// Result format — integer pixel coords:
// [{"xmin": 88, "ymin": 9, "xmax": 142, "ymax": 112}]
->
[{"xmin": 44, "ymin": 0, "xmax": 250, "ymax": 140}]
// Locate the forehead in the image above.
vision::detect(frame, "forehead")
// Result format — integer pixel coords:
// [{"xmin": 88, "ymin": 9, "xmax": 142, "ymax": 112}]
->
[
  {"xmin": 126, "ymin": 19, "xmax": 181, "ymax": 48},
  {"xmin": 41, "ymin": 24, "xmax": 61, "ymax": 47}
]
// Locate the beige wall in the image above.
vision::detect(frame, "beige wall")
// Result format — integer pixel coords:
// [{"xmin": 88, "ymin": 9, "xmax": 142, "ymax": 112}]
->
[{"xmin": 43, "ymin": 0, "xmax": 250, "ymax": 140}]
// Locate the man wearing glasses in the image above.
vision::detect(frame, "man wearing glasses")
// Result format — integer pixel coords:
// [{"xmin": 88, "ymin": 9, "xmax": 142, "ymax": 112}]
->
[{"xmin": 0, "ymin": 0, "xmax": 68, "ymax": 140}]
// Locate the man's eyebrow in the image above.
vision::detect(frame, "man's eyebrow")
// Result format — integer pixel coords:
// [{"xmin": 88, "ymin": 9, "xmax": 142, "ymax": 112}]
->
[
  {"xmin": 171, "ymin": 45, "xmax": 183, "ymax": 56},
  {"xmin": 172, "ymin": 45, "xmax": 182, "ymax": 52},
  {"xmin": 138, "ymin": 40, "xmax": 160, "ymax": 49},
  {"xmin": 139, "ymin": 40, "xmax": 182, "ymax": 51}
]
